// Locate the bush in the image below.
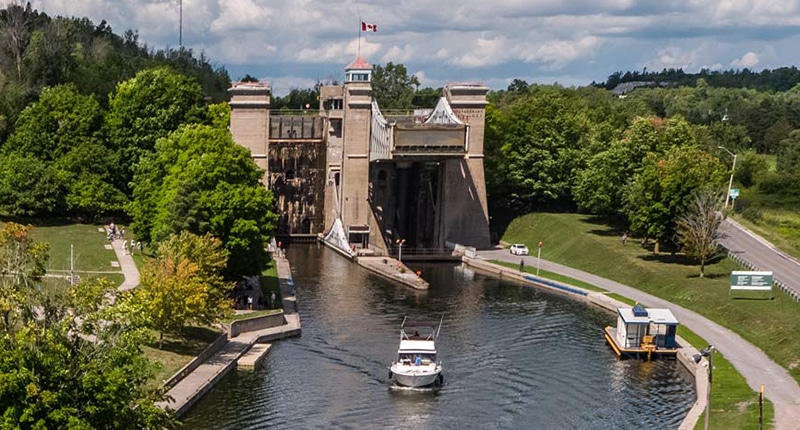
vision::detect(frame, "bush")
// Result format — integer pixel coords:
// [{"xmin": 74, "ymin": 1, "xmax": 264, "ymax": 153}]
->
[
  {"xmin": 757, "ymin": 172, "xmax": 800, "ymax": 196},
  {"xmin": 735, "ymin": 150, "xmax": 769, "ymax": 188},
  {"xmin": 740, "ymin": 206, "xmax": 763, "ymax": 222}
]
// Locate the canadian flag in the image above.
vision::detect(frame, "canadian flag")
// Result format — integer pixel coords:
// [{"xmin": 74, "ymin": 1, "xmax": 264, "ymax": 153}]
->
[{"xmin": 361, "ymin": 22, "xmax": 377, "ymax": 32}]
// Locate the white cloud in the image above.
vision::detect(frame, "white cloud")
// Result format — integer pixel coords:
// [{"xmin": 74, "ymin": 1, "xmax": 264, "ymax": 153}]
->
[
  {"xmin": 731, "ymin": 51, "xmax": 760, "ymax": 68},
  {"xmin": 21, "ymin": 0, "xmax": 800, "ymax": 92}
]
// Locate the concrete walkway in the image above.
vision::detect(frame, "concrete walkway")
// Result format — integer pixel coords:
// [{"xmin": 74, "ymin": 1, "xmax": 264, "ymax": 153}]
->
[
  {"xmin": 479, "ymin": 248, "xmax": 800, "ymax": 430},
  {"xmin": 104, "ymin": 227, "xmax": 139, "ymax": 290},
  {"xmin": 158, "ymin": 254, "xmax": 300, "ymax": 417}
]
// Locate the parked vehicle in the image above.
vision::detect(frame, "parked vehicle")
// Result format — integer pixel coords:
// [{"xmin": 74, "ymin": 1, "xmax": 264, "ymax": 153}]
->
[{"xmin": 510, "ymin": 244, "xmax": 529, "ymax": 255}]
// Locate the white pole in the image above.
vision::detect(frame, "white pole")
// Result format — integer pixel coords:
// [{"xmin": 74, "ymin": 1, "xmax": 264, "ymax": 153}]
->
[
  {"xmin": 70, "ymin": 244, "xmax": 74, "ymax": 286},
  {"xmin": 719, "ymin": 146, "xmax": 736, "ymax": 209},
  {"xmin": 536, "ymin": 246, "xmax": 541, "ymax": 276},
  {"xmin": 704, "ymin": 345, "xmax": 715, "ymax": 430}
]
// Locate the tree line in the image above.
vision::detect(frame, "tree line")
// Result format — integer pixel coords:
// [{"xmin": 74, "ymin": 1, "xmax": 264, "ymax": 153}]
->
[
  {"xmin": 599, "ymin": 66, "xmax": 800, "ymax": 92},
  {"xmin": 485, "ymin": 80, "xmax": 800, "ymax": 256}
]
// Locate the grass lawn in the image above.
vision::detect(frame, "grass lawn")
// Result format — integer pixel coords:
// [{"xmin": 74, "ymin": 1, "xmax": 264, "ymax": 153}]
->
[
  {"xmin": 490, "ymin": 258, "xmax": 773, "ymax": 429},
  {"xmin": 19, "ymin": 221, "xmax": 122, "ymax": 274},
  {"xmin": 678, "ymin": 327, "xmax": 774, "ymax": 430},
  {"xmin": 502, "ymin": 213, "xmax": 800, "ymax": 387},
  {"xmin": 143, "ymin": 326, "xmax": 224, "ymax": 387}
]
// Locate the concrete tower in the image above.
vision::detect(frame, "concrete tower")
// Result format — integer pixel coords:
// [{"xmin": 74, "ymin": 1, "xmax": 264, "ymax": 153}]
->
[
  {"xmin": 338, "ymin": 57, "xmax": 373, "ymax": 247},
  {"xmin": 228, "ymin": 82, "xmax": 271, "ymax": 182},
  {"xmin": 442, "ymin": 83, "xmax": 491, "ymax": 249}
]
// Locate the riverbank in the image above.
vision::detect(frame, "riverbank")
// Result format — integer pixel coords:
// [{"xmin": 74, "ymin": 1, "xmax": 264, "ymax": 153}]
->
[
  {"xmin": 463, "ymin": 256, "xmax": 719, "ymax": 430},
  {"xmin": 158, "ymin": 254, "xmax": 301, "ymax": 418}
]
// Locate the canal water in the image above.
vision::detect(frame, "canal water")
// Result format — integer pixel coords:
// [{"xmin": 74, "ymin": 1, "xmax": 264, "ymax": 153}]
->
[{"xmin": 183, "ymin": 244, "xmax": 695, "ymax": 429}]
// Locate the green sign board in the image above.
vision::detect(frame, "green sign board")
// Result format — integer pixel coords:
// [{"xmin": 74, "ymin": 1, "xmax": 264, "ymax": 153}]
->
[
  {"xmin": 729, "ymin": 188, "xmax": 740, "ymax": 199},
  {"xmin": 730, "ymin": 271, "xmax": 773, "ymax": 291}
]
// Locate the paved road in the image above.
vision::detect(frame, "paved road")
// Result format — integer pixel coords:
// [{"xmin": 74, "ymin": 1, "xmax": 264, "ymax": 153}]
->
[
  {"xmin": 718, "ymin": 218, "xmax": 800, "ymax": 300},
  {"xmin": 479, "ymin": 249, "xmax": 800, "ymax": 430}
]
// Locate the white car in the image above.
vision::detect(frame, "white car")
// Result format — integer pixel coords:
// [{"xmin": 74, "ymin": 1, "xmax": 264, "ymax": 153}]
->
[{"xmin": 509, "ymin": 244, "xmax": 529, "ymax": 255}]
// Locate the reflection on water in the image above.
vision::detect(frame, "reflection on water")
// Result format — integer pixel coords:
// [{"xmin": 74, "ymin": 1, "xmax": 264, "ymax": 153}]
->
[{"xmin": 183, "ymin": 244, "xmax": 695, "ymax": 429}]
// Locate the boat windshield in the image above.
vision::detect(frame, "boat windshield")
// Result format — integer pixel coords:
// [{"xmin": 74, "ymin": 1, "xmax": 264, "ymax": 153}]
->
[{"xmin": 401, "ymin": 322, "xmax": 436, "ymax": 341}]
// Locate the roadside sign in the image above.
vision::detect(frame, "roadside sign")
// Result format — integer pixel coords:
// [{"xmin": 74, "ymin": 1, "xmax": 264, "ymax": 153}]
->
[
  {"xmin": 729, "ymin": 188, "xmax": 740, "ymax": 199},
  {"xmin": 730, "ymin": 271, "xmax": 773, "ymax": 299}
]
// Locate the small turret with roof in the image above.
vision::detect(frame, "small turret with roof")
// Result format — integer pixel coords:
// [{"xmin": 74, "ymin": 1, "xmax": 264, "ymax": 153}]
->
[{"xmin": 345, "ymin": 57, "xmax": 372, "ymax": 83}]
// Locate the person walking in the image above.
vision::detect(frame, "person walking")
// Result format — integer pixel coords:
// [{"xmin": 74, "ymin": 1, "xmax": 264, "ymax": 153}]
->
[
  {"xmin": 519, "ymin": 259, "xmax": 525, "ymax": 272},
  {"xmin": 122, "ymin": 239, "xmax": 129, "ymax": 255},
  {"xmin": 621, "ymin": 232, "xmax": 628, "ymax": 246},
  {"xmin": 247, "ymin": 296, "xmax": 254, "ymax": 310}
]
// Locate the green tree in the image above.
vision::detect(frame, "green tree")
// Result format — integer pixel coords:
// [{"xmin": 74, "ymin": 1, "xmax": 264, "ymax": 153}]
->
[
  {"xmin": 371, "ymin": 62, "xmax": 419, "ymax": 110},
  {"xmin": 777, "ymin": 129, "xmax": 800, "ymax": 175},
  {"xmin": 206, "ymin": 101, "xmax": 231, "ymax": 130},
  {"xmin": 126, "ymin": 232, "xmax": 231, "ymax": 346},
  {"xmin": 0, "ymin": 276, "xmax": 176, "ymax": 428},
  {"xmin": 676, "ymin": 189, "xmax": 724, "ymax": 277},
  {"xmin": 4, "ymin": 83, "xmax": 103, "ymax": 160},
  {"xmin": 129, "ymin": 124, "xmax": 277, "ymax": 277},
  {"xmin": 493, "ymin": 86, "xmax": 593, "ymax": 210},
  {"xmin": 0, "ymin": 153, "xmax": 63, "ymax": 216},
  {"xmin": 624, "ymin": 146, "xmax": 727, "ymax": 250},
  {"xmin": 0, "ymin": 222, "xmax": 49, "ymax": 332},
  {"xmin": 4, "ymin": 84, "xmax": 125, "ymax": 218},
  {"xmin": 104, "ymin": 66, "xmax": 205, "ymax": 192},
  {"xmin": 735, "ymin": 150, "xmax": 770, "ymax": 188},
  {"xmin": 412, "ymin": 86, "xmax": 441, "ymax": 108}
]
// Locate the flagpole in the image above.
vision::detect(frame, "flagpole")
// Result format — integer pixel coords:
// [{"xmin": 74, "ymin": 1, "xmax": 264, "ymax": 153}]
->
[{"xmin": 357, "ymin": 16, "xmax": 361, "ymax": 58}]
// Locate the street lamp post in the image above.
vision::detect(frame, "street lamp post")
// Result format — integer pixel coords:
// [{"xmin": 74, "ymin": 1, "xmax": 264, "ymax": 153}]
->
[
  {"xmin": 396, "ymin": 239, "xmax": 406, "ymax": 264},
  {"xmin": 718, "ymin": 146, "xmax": 737, "ymax": 209},
  {"xmin": 694, "ymin": 345, "xmax": 716, "ymax": 430}
]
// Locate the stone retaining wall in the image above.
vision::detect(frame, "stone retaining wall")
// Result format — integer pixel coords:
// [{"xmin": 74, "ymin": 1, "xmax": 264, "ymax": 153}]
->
[
  {"xmin": 162, "ymin": 332, "xmax": 229, "ymax": 391},
  {"xmin": 229, "ymin": 312, "xmax": 286, "ymax": 338}
]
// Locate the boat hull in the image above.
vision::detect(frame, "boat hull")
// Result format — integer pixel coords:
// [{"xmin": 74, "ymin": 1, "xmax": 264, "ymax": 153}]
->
[{"xmin": 390, "ymin": 364, "xmax": 442, "ymax": 388}]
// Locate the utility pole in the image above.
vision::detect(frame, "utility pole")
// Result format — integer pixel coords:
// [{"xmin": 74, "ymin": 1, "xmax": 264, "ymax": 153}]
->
[
  {"xmin": 179, "ymin": 0, "xmax": 183, "ymax": 47},
  {"xmin": 718, "ymin": 146, "xmax": 736, "ymax": 209}
]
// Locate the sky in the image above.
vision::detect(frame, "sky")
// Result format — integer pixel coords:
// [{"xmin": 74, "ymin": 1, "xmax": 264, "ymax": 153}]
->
[{"xmin": 24, "ymin": 0, "xmax": 800, "ymax": 96}]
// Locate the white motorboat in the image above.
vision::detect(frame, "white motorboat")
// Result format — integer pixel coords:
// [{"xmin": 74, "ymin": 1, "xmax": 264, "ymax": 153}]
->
[{"xmin": 389, "ymin": 316, "xmax": 444, "ymax": 388}]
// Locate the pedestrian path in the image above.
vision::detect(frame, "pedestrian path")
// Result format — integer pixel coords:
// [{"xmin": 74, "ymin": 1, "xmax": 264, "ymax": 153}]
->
[
  {"xmin": 158, "ymin": 253, "xmax": 300, "ymax": 418},
  {"xmin": 104, "ymin": 227, "xmax": 139, "ymax": 290},
  {"xmin": 479, "ymin": 248, "xmax": 800, "ymax": 430}
]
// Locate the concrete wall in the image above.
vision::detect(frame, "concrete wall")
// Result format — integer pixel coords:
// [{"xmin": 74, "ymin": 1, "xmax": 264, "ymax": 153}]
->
[
  {"xmin": 268, "ymin": 141, "xmax": 327, "ymax": 235},
  {"xmin": 441, "ymin": 84, "xmax": 491, "ymax": 249},
  {"xmin": 229, "ymin": 312, "xmax": 286, "ymax": 338}
]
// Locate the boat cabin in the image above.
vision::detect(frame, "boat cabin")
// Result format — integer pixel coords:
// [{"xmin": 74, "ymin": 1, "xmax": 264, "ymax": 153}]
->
[
  {"xmin": 604, "ymin": 303, "xmax": 680, "ymax": 359},
  {"xmin": 615, "ymin": 304, "xmax": 678, "ymax": 349},
  {"xmin": 397, "ymin": 320, "xmax": 438, "ymax": 365}
]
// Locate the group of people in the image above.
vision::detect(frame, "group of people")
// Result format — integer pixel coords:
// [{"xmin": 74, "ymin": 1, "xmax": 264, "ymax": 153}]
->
[
  {"xmin": 107, "ymin": 223, "xmax": 144, "ymax": 255},
  {"xmin": 122, "ymin": 239, "xmax": 143, "ymax": 255},
  {"xmin": 107, "ymin": 222, "xmax": 125, "ymax": 241}
]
